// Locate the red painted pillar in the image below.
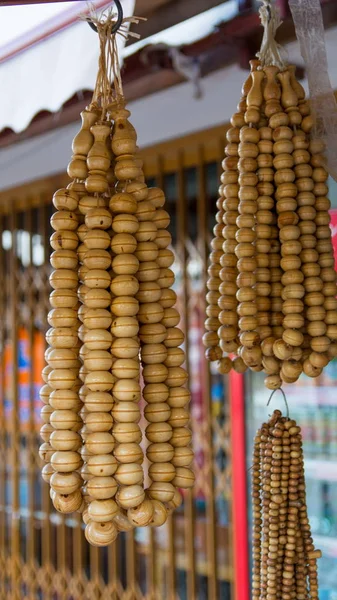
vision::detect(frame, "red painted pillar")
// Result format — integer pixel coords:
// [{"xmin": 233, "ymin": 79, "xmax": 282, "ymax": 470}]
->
[{"xmin": 229, "ymin": 370, "xmax": 249, "ymax": 600}]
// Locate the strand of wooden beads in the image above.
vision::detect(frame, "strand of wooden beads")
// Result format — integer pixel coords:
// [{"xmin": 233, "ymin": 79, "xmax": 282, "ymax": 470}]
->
[
  {"xmin": 310, "ymin": 140, "xmax": 337, "ymax": 361},
  {"xmin": 204, "ymin": 195, "xmax": 224, "ymax": 364},
  {"xmin": 44, "ymin": 186, "xmax": 84, "ymax": 513},
  {"xmin": 78, "ymin": 120, "xmax": 122, "ymax": 545},
  {"xmin": 251, "ymin": 428, "xmax": 262, "ymax": 600},
  {"xmin": 148, "ymin": 187, "xmax": 194, "ymax": 503},
  {"xmin": 110, "ymin": 117, "xmax": 154, "ymax": 528},
  {"xmin": 218, "ymin": 68, "xmax": 257, "ymax": 373},
  {"xmin": 267, "ymin": 415, "xmax": 284, "ymax": 600},
  {"xmin": 236, "ymin": 68, "xmax": 265, "ymax": 371},
  {"xmin": 261, "ymin": 423, "xmax": 272, "ymax": 600}
]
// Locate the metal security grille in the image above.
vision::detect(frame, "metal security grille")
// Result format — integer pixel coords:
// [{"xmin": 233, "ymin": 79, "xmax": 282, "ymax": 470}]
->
[{"xmin": 0, "ymin": 124, "xmax": 233, "ymax": 600}]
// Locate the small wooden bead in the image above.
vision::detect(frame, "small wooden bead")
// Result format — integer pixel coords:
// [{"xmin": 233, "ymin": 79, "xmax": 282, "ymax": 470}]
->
[
  {"xmin": 39, "ymin": 442, "xmax": 54, "ymax": 462},
  {"xmin": 282, "ymin": 329, "xmax": 303, "ymax": 347},
  {"xmin": 303, "ymin": 359, "xmax": 322, "ymax": 378},
  {"xmin": 42, "ymin": 463, "xmax": 55, "ymax": 483}
]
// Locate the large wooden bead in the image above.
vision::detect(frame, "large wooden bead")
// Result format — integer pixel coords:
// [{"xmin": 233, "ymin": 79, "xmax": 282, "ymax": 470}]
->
[
  {"xmin": 170, "ymin": 427, "xmax": 192, "ymax": 447},
  {"xmin": 85, "ymin": 432, "xmax": 115, "ymax": 454},
  {"xmin": 113, "ymin": 379, "xmax": 141, "ymax": 402},
  {"xmin": 111, "ymin": 358, "xmax": 139, "ymax": 380},
  {"xmin": 148, "ymin": 482, "xmax": 175, "ymax": 503},
  {"xmin": 164, "ymin": 327, "xmax": 184, "ymax": 348},
  {"xmin": 53, "ymin": 188, "xmax": 79, "ymax": 212},
  {"xmin": 87, "ymin": 476, "xmax": 118, "ymax": 500},
  {"xmin": 87, "ymin": 454, "xmax": 118, "ymax": 477},
  {"xmin": 84, "ymin": 229, "xmax": 110, "ymax": 250},
  {"xmin": 143, "ymin": 383, "xmax": 169, "ymax": 404},
  {"xmin": 143, "ymin": 364, "xmax": 168, "ymax": 384},
  {"xmin": 172, "ymin": 447, "xmax": 194, "ymax": 467},
  {"xmin": 111, "ymin": 316, "xmax": 139, "ymax": 338},
  {"xmin": 50, "ymin": 471, "xmax": 82, "ymax": 494},
  {"xmin": 49, "ymin": 269, "xmax": 78, "ymax": 290},
  {"xmin": 50, "ymin": 409, "xmax": 81, "ymax": 431},
  {"xmin": 147, "ymin": 442, "xmax": 174, "ymax": 463},
  {"xmin": 112, "ymin": 402, "xmax": 140, "ymax": 423},
  {"xmin": 116, "ymin": 484, "xmax": 145, "ymax": 509},
  {"xmin": 84, "ymin": 350, "xmax": 113, "ymax": 372},
  {"xmin": 53, "ymin": 490, "xmax": 83, "ymax": 513},
  {"xmin": 138, "ymin": 303, "xmax": 164, "ymax": 324},
  {"xmin": 110, "ymin": 192, "xmax": 137, "ymax": 215},
  {"xmin": 144, "ymin": 403, "xmax": 171, "ymax": 423},
  {"xmin": 173, "ymin": 467, "xmax": 195, "ymax": 489},
  {"xmin": 141, "ymin": 344, "xmax": 168, "ymax": 365},
  {"xmin": 85, "ymin": 371, "xmax": 114, "ymax": 392},
  {"xmin": 50, "ymin": 289, "xmax": 79, "ymax": 309},
  {"xmin": 145, "ymin": 422, "xmax": 172, "ymax": 443},
  {"xmin": 84, "ymin": 269, "xmax": 110, "ymax": 289},
  {"xmin": 136, "ymin": 282, "xmax": 162, "ymax": 304},
  {"xmin": 138, "ymin": 323, "xmax": 166, "ymax": 346},
  {"xmin": 114, "ymin": 442, "xmax": 143, "ymax": 464},
  {"xmin": 84, "ymin": 329, "xmax": 112, "ymax": 350},
  {"xmin": 50, "ymin": 451, "xmax": 82, "ymax": 472},
  {"xmin": 88, "ymin": 499, "xmax": 119, "ymax": 523},
  {"xmin": 127, "ymin": 498, "xmax": 154, "ymax": 527},
  {"xmin": 51, "ymin": 211, "xmax": 79, "ymax": 232},
  {"xmin": 85, "ymin": 412, "xmax": 113, "ymax": 432},
  {"xmin": 50, "ymin": 430, "xmax": 81, "ymax": 451},
  {"xmin": 168, "ymin": 388, "xmax": 190, "ymax": 408},
  {"xmin": 115, "ymin": 463, "xmax": 143, "ymax": 485},
  {"xmin": 149, "ymin": 500, "xmax": 168, "ymax": 527},
  {"xmin": 149, "ymin": 462, "xmax": 175, "ymax": 482},
  {"xmin": 110, "ymin": 275, "xmax": 139, "ymax": 297},
  {"xmin": 85, "ymin": 208, "xmax": 112, "ymax": 230},
  {"xmin": 85, "ymin": 521, "xmax": 118, "ymax": 546},
  {"xmin": 111, "ymin": 337, "xmax": 139, "ymax": 358}
]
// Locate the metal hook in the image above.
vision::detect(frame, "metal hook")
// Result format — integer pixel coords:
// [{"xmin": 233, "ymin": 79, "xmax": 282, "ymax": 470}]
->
[
  {"xmin": 266, "ymin": 388, "xmax": 289, "ymax": 419},
  {"xmin": 87, "ymin": 0, "xmax": 123, "ymax": 33}
]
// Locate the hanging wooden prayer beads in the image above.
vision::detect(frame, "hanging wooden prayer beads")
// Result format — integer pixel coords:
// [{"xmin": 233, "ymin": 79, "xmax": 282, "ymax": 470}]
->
[
  {"xmin": 204, "ymin": 43, "xmax": 337, "ymax": 389},
  {"xmin": 252, "ymin": 410, "xmax": 321, "ymax": 600},
  {"xmin": 40, "ymin": 9, "xmax": 193, "ymax": 546}
]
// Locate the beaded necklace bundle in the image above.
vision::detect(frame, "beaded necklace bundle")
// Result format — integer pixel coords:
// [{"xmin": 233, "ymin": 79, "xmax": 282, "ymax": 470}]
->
[
  {"xmin": 39, "ymin": 9, "xmax": 194, "ymax": 547},
  {"xmin": 204, "ymin": 0, "xmax": 331, "ymax": 596}
]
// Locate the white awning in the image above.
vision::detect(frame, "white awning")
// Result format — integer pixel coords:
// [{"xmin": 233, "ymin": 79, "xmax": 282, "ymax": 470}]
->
[{"xmin": 0, "ymin": 0, "xmax": 135, "ymax": 133}]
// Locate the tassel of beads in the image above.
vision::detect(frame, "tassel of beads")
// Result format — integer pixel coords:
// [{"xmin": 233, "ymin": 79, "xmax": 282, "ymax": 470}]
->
[
  {"xmin": 41, "ymin": 97, "xmax": 194, "ymax": 545},
  {"xmin": 205, "ymin": 62, "xmax": 337, "ymax": 389},
  {"xmin": 253, "ymin": 410, "xmax": 322, "ymax": 600}
]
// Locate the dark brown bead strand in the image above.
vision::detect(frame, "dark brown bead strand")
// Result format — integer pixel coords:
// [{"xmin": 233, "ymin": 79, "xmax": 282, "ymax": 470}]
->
[{"xmin": 252, "ymin": 411, "xmax": 322, "ymax": 600}]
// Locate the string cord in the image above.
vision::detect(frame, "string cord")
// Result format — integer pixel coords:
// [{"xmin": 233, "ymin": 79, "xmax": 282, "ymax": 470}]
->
[
  {"xmin": 266, "ymin": 388, "xmax": 289, "ymax": 418},
  {"xmin": 256, "ymin": 0, "xmax": 285, "ymax": 69}
]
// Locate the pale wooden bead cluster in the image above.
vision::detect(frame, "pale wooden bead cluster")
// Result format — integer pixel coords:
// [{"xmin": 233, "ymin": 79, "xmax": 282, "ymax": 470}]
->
[
  {"xmin": 204, "ymin": 60, "xmax": 337, "ymax": 388},
  {"xmin": 252, "ymin": 410, "xmax": 321, "ymax": 600},
  {"xmin": 40, "ymin": 102, "xmax": 193, "ymax": 546}
]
